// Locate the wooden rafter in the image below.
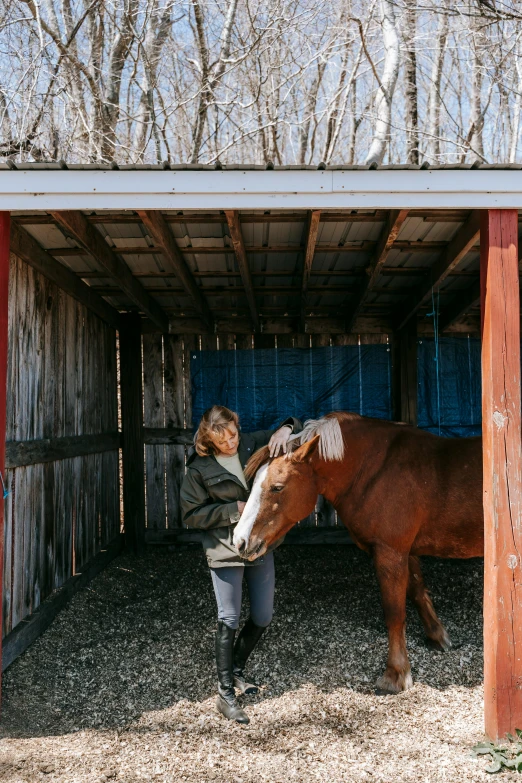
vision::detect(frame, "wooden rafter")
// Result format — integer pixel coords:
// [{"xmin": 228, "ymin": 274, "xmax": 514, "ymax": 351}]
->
[
  {"xmin": 224, "ymin": 210, "xmax": 259, "ymax": 331},
  {"xmin": 396, "ymin": 210, "xmax": 481, "ymax": 331},
  {"xmin": 50, "ymin": 210, "xmax": 168, "ymax": 331},
  {"xmin": 10, "ymin": 223, "xmax": 121, "ymax": 329},
  {"xmin": 45, "ymin": 240, "xmax": 449, "ymax": 257},
  {"xmin": 300, "ymin": 210, "xmax": 321, "ymax": 330},
  {"xmin": 137, "ymin": 210, "xmax": 213, "ymax": 330},
  {"xmin": 345, "ymin": 209, "xmax": 409, "ymax": 332}
]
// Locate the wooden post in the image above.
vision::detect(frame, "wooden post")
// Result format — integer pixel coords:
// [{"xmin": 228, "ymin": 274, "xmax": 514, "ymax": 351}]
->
[
  {"xmin": 119, "ymin": 313, "xmax": 146, "ymax": 553},
  {"xmin": 481, "ymin": 209, "xmax": 522, "ymax": 740},
  {"xmin": 392, "ymin": 319, "xmax": 417, "ymax": 424},
  {"xmin": 0, "ymin": 213, "xmax": 10, "ymax": 685}
]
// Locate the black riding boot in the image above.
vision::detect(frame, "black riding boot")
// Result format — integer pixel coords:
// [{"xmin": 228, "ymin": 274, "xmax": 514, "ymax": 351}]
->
[
  {"xmin": 233, "ymin": 617, "xmax": 267, "ymax": 695},
  {"xmin": 215, "ymin": 621, "xmax": 249, "ymax": 724}
]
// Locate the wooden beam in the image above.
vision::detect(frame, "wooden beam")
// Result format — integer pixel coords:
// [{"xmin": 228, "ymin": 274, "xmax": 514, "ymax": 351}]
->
[
  {"xmin": 2, "ymin": 536, "xmax": 123, "ymax": 671},
  {"xmin": 137, "ymin": 210, "xmax": 213, "ymax": 330},
  {"xmin": 224, "ymin": 210, "xmax": 259, "ymax": 331},
  {"xmin": 300, "ymin": 210, "xmax": 321, "ymax": 330},
  {"xmin": 481, "ymin": 209, "xmax": 522, "ymax": 741},
  {"xmin": 45, "ymin": 240, "xmax": 448, "ymax": 257},
  {"xmin": 50, "ymin": 210, "xmax": 169, "ymax": 332},
  {"xmin": 119, "ymin": 314, "xmax": 146, "ymax": 553},
  {"xmin": 346, "ymin": 209, "xmax": 409, "ymax": 331},
  {"xmin": 10, "ymin": 223, "xmax": 121, "ymax": 329},
  {"xmin": 396, "ymin": 210, "xmax": 481, "ymax": 330},
  {"xmin": 0, "ymin": 213, "xmax": 9, "ymax": 705},
  {"xmin": 6, "ymin": 432, "xmax": 120, "ymax": 468},
  {"xmin": 392, "ymin": 318, "xmax": 417, "ymax": 425},
  {"xmin": 143, "ymin": 427, "xmax": 193, "ymax": 445}
]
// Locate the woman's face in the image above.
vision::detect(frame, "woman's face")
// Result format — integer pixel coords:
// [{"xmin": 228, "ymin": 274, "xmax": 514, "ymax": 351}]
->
[{"xmin": 210, "ymin": 423, "xmax": 239, "ymax": 456}]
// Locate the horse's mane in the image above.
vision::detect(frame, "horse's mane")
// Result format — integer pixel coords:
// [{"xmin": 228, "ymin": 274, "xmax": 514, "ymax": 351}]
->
[{"xmin": 244, "ymin": 412, "xmax": 357, "ymax": 480}]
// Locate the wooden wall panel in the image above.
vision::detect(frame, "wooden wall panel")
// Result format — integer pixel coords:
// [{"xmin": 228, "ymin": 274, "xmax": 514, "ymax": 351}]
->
[
  {"xmin": 143, "ymin": 334, "xmax": 166, "ymax": 531},
  {"xmin": 3, "ymin": 253, "xmax": 120, "ymax": 638}
]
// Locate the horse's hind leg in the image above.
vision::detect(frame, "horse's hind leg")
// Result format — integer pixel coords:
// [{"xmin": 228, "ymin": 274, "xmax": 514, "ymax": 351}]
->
[
  {"xmin": 373, "ymin": 545, "xmax": 413, "ymax": 694},
  {"xmin": 407, "ymin": 556, "xmax": 451, "ymax": 652}
]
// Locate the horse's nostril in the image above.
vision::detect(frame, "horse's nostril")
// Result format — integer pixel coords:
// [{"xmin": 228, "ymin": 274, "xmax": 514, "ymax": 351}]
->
[{"xmin": 237, "ymin": 539, "xmax": 246, "ymax": 554}]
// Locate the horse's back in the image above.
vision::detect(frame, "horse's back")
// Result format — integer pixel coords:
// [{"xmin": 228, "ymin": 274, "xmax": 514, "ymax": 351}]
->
[{"xmin": 337, "ymin": 419, "xmax": 483, "ymax": 559}]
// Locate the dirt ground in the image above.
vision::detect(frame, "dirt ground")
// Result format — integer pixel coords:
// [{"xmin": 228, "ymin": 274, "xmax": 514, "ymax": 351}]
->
[{"xmin": 0, "ymin": 544, "xmax": 502, "ymax": 782}]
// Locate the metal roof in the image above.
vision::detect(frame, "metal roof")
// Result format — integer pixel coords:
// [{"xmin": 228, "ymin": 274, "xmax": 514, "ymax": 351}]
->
[{"xmin": 4, "ymin": 165, "xmax": 520, "ymax": 335}]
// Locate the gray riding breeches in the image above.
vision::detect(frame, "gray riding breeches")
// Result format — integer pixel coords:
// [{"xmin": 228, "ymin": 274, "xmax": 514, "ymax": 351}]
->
[{"xmin": 210, "ymin": 552, "xmax": 275, "ymax": 630}]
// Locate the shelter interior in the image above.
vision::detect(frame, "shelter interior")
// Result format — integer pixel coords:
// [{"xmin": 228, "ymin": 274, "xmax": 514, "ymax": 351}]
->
[{"xmin": 2, "ymin": 189, "xmax": 522, "ymax": 737}]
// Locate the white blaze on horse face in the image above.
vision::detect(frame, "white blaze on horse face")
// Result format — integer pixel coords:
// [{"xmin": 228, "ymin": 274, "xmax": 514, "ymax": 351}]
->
[{"xmin": 233, "ymin": 463, "xmax": 268, "ymax": 552}]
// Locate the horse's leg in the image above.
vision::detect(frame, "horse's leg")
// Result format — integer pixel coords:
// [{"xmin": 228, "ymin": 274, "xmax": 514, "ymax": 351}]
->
[
  {"xmin": 407, "ymin": 556, "xmax": 451, "ymax": 652},
  {"xmin": 373, "ymin": 545, "xmax": 413, "ymax": 694}
]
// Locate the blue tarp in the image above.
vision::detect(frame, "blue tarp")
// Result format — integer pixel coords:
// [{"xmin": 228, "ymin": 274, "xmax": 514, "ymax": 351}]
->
[
  {"xmin": 417, "ymin": 337, "xmax": 481, "ymax": 437},
  {"xmin": 190, "ymin": 338, "xmax": 483, "ymax": 437},
  {"xmin": 191, "ymin": 345, "xmax": 393, "ymax": 432}
]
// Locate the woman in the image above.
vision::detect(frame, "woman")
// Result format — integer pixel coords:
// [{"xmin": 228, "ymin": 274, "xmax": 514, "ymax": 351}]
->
[{"xmin": 180, "ymin": 405, "xmax": 301, "ymax": 725}]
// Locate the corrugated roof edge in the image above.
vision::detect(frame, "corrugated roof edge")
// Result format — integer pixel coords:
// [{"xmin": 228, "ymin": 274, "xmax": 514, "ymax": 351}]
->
[{"xmin": 1, "ymin": 161, "xmax": 522, "ymax": 171}]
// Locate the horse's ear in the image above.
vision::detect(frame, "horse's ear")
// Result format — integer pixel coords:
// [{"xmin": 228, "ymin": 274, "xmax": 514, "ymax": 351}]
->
[{"xmin": 291, "ymin": 435, "xmax": 320, "ymax": 463}]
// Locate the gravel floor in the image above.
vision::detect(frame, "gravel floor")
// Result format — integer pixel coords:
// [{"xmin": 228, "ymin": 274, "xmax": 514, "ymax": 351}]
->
[{"xmin": 0, "ymin": 544, "xmax": 500, "ymax": 782}]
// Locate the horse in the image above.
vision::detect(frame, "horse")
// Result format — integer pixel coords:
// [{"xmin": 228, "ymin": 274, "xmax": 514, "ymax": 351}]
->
[{"xmin": 233, "ymin": 412, "xmax": 483, "ymax": 694}]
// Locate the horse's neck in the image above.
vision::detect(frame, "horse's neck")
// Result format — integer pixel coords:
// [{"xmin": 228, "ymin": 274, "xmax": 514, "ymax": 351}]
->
[{"xmin": 313, "ymin": 427, "xmax": 362, "ymax": 504}]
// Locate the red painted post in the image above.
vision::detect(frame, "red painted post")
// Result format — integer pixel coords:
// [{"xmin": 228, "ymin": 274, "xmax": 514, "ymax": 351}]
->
[
  {"xmin": 0, "ymin": 213, "xmax": 10, "ymax": 689},
  {"xmin": 481, "ymin": 209, "xmax": 522, "ymax": 740}
]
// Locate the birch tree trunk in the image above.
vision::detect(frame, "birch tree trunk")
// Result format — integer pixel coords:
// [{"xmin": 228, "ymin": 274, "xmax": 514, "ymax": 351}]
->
[
  {"xmin": 426, "ymin": 6, "xmax": 448, "ymax": 162},
  {"xmin": 509, "ymin": 36, "xmax": 522, "ymax": 163},
  {"xmin": 365, "ymin": 0, "xmax": 400, "ymax": 165},
  {"xmin": 403, "ymin": 0, "xmax": 418, "ymax": 165},
  {"xmin": 469, "ymin": 12, "xmax": 484, "ymax": 161}
]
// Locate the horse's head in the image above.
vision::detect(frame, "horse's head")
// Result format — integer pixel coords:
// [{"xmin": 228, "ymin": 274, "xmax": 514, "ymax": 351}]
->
[{"xmin": 233, "ymin": 415, "xmax": 346, "ymax": 560}]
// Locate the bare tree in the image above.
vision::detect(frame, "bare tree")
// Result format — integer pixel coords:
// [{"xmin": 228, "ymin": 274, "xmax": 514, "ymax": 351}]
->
[{"xmin": 365, "ymin": 0, "xmax": 400, "ymax": 165}]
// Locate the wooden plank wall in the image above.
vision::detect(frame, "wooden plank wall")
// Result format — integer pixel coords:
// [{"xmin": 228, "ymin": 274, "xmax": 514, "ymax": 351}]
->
[
  {"xmin": 3, "ymin": 254, "xmax": 120, "ymax": 637},
  {"xmin": 142, "ymin": 332, "xmax": 388, "ymax": 533}
]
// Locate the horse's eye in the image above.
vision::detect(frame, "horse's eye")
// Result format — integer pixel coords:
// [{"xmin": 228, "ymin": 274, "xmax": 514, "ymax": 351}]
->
[{"xmin": 270, "ymin": 484, "xmax": 284, "ymax": 492}]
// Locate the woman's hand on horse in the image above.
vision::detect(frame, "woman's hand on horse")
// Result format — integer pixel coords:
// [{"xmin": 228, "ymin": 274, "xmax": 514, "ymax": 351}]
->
[
  {"xmin": 237, "ymin": 501, "xmax": 246, "ymax": 514},
  {"xmin": 268, "ymin": 425, "xmax": 292, "ymax": 457}
]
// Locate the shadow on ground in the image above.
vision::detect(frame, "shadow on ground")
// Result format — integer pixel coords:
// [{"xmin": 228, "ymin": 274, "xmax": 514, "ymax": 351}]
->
[{"xmin": 0, "ymin": 544, "xmax": 484, "ymax": 739}]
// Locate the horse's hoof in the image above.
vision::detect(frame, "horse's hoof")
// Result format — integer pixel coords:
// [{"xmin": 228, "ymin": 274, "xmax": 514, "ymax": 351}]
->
[
  {"xmin": 375, "ymin": 669, "xmax": 413, "ymax": 695},
  {"xmin": 426, "ymin": 631, "xmax": 452, "ymax": 653}
]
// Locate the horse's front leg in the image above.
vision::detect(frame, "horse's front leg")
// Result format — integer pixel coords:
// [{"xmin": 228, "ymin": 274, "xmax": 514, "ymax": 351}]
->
[
  {"xmin": 373, "ymin": 545, "xmax": 413, "ymax": 694},
  {"xmin": 407, "ymin": 555, "xmax": 451, "ymax": 652}
]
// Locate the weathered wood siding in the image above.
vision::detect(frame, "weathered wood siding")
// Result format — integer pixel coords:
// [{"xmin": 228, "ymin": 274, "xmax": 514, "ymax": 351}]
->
[
  {"xmin": 142, "ymin": 332, "xmax": 388, "ymax": 534},
  {"xmin": 3, "ymin": 253, "xmax": 119, "ymax": 637}
]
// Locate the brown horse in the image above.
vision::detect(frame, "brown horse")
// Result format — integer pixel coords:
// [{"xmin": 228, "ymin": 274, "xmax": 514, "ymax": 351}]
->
[{"xmin": 233, "ymin": 412, "xmax": 483, "ymax": 694}]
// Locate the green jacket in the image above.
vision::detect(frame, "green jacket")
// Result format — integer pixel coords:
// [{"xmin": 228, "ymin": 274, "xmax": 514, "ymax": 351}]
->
[{"xmin": 180, "ymin": 418, "xmax": 301, "ymax": 568}]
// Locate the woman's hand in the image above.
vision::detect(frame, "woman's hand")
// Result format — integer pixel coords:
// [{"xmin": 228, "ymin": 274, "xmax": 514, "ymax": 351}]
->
[
  {"xmin": 237, "ymin": 501, "xmax": 246, "ymax": 514},
  {"xmin": 268, "ymin": 425, "xmax": 292, "ymax": 458}
]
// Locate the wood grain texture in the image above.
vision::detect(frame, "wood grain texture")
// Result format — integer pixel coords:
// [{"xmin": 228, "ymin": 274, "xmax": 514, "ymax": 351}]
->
[
  {"xmin": 481, "ymin": 209, "xmax": 522, "ymax": 740},
  {"xmin": 10, "ymin": 223, "xmax": 120, "ymax": 329},
  {"xmin": 51, "ymin": 210, "xmax": 168, "ymax": 331},
  {"xmin": 0, "ymin": 213, "xmax": 9, "ymax": 688},
  {"xmin": 346, "ymin": 209, "xmax": 409, "ymax": 332},
  {"xmin": 300, "ymin": 210, "xmax": 321, "ymax": 330},
  {"xmin": 164, "ymin": 335, "xmax": 185, "ymax": 529},
  {"xmin": 119, "ymin": 314, "xmax": 146, "ymax": 552},
  {"xmin": 143, "ymin": 333, "xmax": 166, "ymax": 531},
  {"xmin": 6, "ymin": 433, "xmax": 120, "ymax": 468},
  {"xmin": 138, "ymin": 210, "xmax": 213, "ymax": 329},
  {"xmin": 225, "ymin": 210, "xmax": 259, "ymax": 331},
  {"xmin": 397, "ymin": 210, "xmax": 481, "ymax": 330}
]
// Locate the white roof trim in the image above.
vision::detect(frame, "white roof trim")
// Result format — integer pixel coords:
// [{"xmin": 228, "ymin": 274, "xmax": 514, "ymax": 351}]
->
[{"xmin": 0, "ymin": 169, "xmax": 521, "ymax": 210}]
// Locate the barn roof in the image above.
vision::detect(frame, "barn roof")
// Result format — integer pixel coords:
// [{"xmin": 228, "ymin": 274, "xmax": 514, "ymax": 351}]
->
[{"xmin": 3, "ymin": 165, "xmax": 522, "ymax": 336}]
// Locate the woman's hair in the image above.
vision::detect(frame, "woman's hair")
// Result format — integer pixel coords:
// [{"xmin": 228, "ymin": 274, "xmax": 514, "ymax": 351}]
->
[{"xmin": 194, "ymin": 405, "xmax": 240, "ymax": 457}]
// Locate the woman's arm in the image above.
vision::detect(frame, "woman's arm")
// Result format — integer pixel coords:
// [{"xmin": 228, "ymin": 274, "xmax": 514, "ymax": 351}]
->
[{"xmin": 180, "ymin": 469, "xmax": 241, "ymax": 530}]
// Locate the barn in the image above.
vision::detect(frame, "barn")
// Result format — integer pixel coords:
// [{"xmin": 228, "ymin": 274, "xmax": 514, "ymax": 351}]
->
[{"xmin": 0, "ymin": 164, "xmax": 520, "ymax": 743}]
